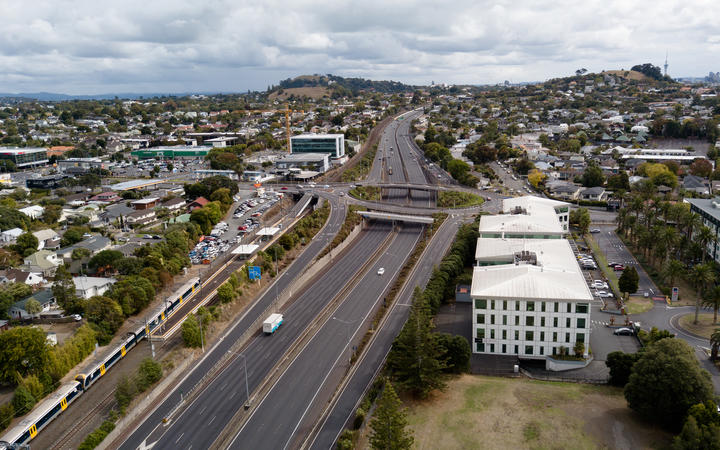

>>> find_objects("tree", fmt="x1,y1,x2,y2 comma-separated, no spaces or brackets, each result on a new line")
14,233,38,257
60,226,87,247
618,266,639,298
514,158,534,175
606,351,640,386
53,265,83,314
692,264,715,324
662,259,685,288
12,385,36,416
710,329,720,360
386,290,446,398
42,204,62,224
570,208,591,234
0,327,49,384
607,173,630,191
673,402,720,449
631,63,663,81
88,249,123,273
181,315,203,348
71,247,91,261
624,338,713,429
369,380,414,450
24,298,41,317
527,169,547,188
435,333,471,374
581,163,605,187
216,282,235,304
704,287,720,325
85,296,124,344
689,158,713,178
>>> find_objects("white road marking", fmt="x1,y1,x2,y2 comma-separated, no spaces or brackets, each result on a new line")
175,433,184,444
209,415,216,425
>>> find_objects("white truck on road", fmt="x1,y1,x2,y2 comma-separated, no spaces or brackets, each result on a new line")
263,313,284,334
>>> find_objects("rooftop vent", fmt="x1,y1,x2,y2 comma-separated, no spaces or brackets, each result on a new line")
514,250,538,266
510,206,527,215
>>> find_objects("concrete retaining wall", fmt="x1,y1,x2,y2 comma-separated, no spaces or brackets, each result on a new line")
545,355,593,372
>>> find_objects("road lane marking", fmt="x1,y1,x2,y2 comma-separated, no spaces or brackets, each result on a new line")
209,415,216,425
176,433,184,444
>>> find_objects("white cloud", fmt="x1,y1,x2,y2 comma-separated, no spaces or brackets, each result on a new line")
0,0,718,94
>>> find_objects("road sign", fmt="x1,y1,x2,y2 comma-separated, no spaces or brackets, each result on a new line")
249,266,261,280
671,286,679,302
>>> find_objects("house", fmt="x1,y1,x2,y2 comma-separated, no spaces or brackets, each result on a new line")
32,229,60,250
131,197,158,210
73,276,117,299
161,197,186,212
89,191,122,203
101,203,135,227
0,228,24,243
579,186,607,201
9,289,56,320
20,250,61,277
56,236,112,262
126,209,156,226
1,268,44,286
187,197,209,212
683,175,710,195
548,183,582,200
18,205,44,220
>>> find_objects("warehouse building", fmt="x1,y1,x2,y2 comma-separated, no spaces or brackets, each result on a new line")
290,134,345,159
131,146,211,159
471,196,592,369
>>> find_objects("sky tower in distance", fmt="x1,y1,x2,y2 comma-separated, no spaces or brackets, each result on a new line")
664,50,669,76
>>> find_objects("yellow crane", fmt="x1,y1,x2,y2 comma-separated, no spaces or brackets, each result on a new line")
238,103,304,153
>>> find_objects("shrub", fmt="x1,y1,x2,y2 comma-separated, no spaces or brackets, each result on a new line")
0,403,14,432
136,358,163,392
115,375,137,410
12,385,35,416
78,418,115,450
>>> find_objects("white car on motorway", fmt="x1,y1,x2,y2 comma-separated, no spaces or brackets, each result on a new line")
377,267,385,275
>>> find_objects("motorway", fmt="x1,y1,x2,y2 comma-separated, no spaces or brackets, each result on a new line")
116,194,349,449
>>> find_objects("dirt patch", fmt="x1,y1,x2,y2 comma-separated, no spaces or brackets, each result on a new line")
401,375,669,450
37,321,83,345
603,70,653,82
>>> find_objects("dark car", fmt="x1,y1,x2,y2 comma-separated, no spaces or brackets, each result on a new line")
614,327,634,336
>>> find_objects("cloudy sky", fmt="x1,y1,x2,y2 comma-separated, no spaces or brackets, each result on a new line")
1,0,719,94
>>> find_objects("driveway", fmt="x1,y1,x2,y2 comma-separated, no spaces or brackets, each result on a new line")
592,225,659,296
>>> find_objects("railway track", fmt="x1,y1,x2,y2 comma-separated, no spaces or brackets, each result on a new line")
49,390,115,450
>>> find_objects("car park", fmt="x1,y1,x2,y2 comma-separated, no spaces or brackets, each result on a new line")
613,327,634,336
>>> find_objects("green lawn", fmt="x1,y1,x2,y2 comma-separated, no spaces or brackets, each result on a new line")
437,191,485,208
678,313,720,339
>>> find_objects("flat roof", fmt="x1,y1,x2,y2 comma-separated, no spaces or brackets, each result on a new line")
131,197,159,204
471,239,592,301
276,153,329,162
231,244,259,255
108,179,165,191
256,227,280,236
291,134,343,139
478,214,563,235
502,195,569,212
0,147,47,155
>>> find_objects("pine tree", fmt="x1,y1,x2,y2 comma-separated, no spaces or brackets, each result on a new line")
387,288,446,398
369,380,414,450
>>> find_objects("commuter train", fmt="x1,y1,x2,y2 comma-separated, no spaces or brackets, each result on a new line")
0,277,201,449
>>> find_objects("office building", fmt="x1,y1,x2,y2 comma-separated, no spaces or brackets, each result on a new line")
0,148,48,168
290,134,345,159
274,153,330,173
686,197,720,263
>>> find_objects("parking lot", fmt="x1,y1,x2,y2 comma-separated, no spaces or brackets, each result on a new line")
592,225,659,296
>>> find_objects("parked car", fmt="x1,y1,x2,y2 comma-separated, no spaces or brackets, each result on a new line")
590,228,601,233
591,280,609,289
613,264,626,271
608,262,621,268
596,291,614,298
614,327,634,336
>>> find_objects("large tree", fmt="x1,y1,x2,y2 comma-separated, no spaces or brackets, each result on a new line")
624,338,713,429
386,289,446,398
618,266,639,298
581,163,605,187
14,233,38,257
369,380,414,450
0,327,49,385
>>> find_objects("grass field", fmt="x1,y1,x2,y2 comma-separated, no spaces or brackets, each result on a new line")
625,296,654,315
678,313,720,339
437,191,484,208
400,375,669,450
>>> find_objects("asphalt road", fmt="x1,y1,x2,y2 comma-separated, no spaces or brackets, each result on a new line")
593,225,659,296
117,194,350,450
230,225,422,449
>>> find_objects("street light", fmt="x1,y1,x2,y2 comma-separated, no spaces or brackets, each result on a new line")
332,316,358,365
228,350,250,409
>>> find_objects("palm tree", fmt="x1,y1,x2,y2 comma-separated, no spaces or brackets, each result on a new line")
711,329,720,360
682,211,702,242
662,259,685,288
695,225,717,263
691,263,715,324
659,226,680,263
704,286,720,324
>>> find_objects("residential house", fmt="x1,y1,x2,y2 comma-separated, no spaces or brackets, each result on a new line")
56,236,112,263
126,209,156,227
579,187,607,201
683,175,710,195
73,276,117,299
187,197,209,212
1,268,44,286
100,203,135,228
131,197,159,210
548,182,582,200
9,289,56,320
161,197,186,212
32,229,60,250
0,228,23,243
21,250,61,277
18,205,44,220
89,191,122,203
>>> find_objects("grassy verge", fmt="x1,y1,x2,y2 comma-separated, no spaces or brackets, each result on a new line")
397,375,670,450
341,144,378,182
316,205,366,260
625,297,654,315
437,191,484,208
349,186,381,201
585,234,620,296
678,313,719,339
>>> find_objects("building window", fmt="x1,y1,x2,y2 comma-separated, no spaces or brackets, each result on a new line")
490,300,495,310
577,333,585,343
577,318,586,329
514,330,519,340
525,331,534,341
477,314,485,324
527,301,535,311
526,316,534,326
502,344,507,353
566,318,571,327
476,342,484,352
503,300,507,310
566,333,570,343
515,301,520,311
554,302,559,312
567,303,572,313
490,344,495,353
576,303,588,314
541,302,546,312
552,347,556,355
541,317,546,327
553,317,558,327
525,346,533,355
502,330,507,339
515,316,520,326
540,331,545,341
540,346,544,355
553,332,557,342
491,315,495,325
490,329,495,339
475,299,486,309
514,345,519,354
503,315,507,325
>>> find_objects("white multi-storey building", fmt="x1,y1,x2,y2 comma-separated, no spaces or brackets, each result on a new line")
471,196,592,367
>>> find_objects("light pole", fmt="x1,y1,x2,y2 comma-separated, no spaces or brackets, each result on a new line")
228,350,250,409
332,316,358,365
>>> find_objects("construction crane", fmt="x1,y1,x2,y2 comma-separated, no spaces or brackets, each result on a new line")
238,103,304,153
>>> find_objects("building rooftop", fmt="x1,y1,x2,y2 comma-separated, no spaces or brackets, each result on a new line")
478,214,563,235
290,134,344,139
276,153,329,162
0,147,47,155
108,179,165,191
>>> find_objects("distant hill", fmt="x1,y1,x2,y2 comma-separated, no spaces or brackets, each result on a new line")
602,70,654,82
269,74,415,99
